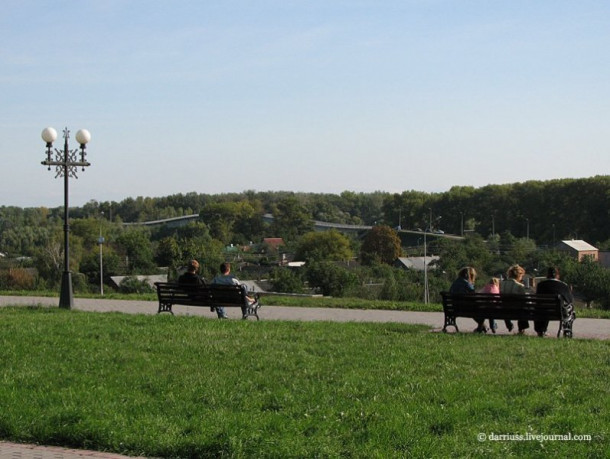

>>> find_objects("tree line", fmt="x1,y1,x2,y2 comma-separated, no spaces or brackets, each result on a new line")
0,176,609,307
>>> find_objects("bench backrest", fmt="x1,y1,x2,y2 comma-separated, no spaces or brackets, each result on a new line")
208,284,249,308
155,282,247,308
441,292,564,321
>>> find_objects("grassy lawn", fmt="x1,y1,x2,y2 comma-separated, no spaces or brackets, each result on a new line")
0,307,607,458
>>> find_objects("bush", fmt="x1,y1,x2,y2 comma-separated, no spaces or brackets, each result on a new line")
119,276,155,294
305,261,359,297
270,268,304,293
72,272,93,294
0,268,36,290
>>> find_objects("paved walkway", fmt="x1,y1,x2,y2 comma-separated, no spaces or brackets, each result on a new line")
1,295,608,340
0,294,608,458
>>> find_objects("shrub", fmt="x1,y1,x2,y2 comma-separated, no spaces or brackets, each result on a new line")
305,261,359,297
119,276,155,294
0,268,36,290
270,268,304,293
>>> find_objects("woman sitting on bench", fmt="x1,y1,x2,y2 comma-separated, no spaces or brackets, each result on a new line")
500,264,529,334
449,267,486,333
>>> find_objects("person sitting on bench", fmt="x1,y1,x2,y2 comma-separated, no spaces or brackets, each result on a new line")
212,262,254,320
535,267,573,337
179,259,227,319
178,259,206,286
500,264,529,334
449,266,486,333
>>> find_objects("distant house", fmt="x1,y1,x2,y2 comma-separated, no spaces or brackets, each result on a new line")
557,240,599,262
394,256,440,272
263,238,285,251
287,261,306,268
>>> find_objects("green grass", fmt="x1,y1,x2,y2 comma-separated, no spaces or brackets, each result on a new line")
260,294,440,312
0,307,607,457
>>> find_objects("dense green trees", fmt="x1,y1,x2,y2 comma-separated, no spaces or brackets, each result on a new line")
270,196,313,241
294,230,353,262
1,176,609,303
305,261,359,297
360,225,402,265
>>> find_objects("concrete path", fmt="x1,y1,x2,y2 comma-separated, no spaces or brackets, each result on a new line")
0,294,608,459
0,441,146,459
1,295,608,340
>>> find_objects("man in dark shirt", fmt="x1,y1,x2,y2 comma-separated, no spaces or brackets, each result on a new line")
535,267,574,337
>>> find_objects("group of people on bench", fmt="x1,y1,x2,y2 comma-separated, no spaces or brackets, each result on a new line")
449,264,573,337
178,259,254,319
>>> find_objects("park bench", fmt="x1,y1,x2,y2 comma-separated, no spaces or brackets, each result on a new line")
440,292,575,338
154,282,262,320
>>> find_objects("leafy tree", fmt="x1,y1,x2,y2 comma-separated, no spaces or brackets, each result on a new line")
360,225,402,265
294,230,353,262
270,196,313,241
71,218,104,250
199,200,265,244
32,229,67,286
79,244,123,287
116,228,155,273
382,190,429,229
565,257,610,308
270,268,304,293
155,237,181,268
508,238,537,268
176,237,225,280
305,261,359,297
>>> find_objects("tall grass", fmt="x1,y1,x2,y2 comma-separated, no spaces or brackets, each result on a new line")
0,307,607,457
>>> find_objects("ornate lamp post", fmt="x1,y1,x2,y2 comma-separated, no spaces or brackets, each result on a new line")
41,127,91,309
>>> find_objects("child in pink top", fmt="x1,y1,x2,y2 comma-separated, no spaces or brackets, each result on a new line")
479,278,500,332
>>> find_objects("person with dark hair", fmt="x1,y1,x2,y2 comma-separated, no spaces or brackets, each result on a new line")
178,259,226,318
535,267,574,337
178,259,206,286
449,267,486,333
212,262,254,319
501,264,529,334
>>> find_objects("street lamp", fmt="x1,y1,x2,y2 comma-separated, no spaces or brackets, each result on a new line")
41,127,91,309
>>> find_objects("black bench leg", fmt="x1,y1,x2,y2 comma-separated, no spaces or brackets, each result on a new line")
242,306,260,320
243,302,261,321
158,303,174,315
443,314,458,333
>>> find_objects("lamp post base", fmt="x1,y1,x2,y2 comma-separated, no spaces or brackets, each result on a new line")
59,271,74,309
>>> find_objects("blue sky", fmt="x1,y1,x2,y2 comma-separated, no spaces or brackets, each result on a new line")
1,0,609,208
